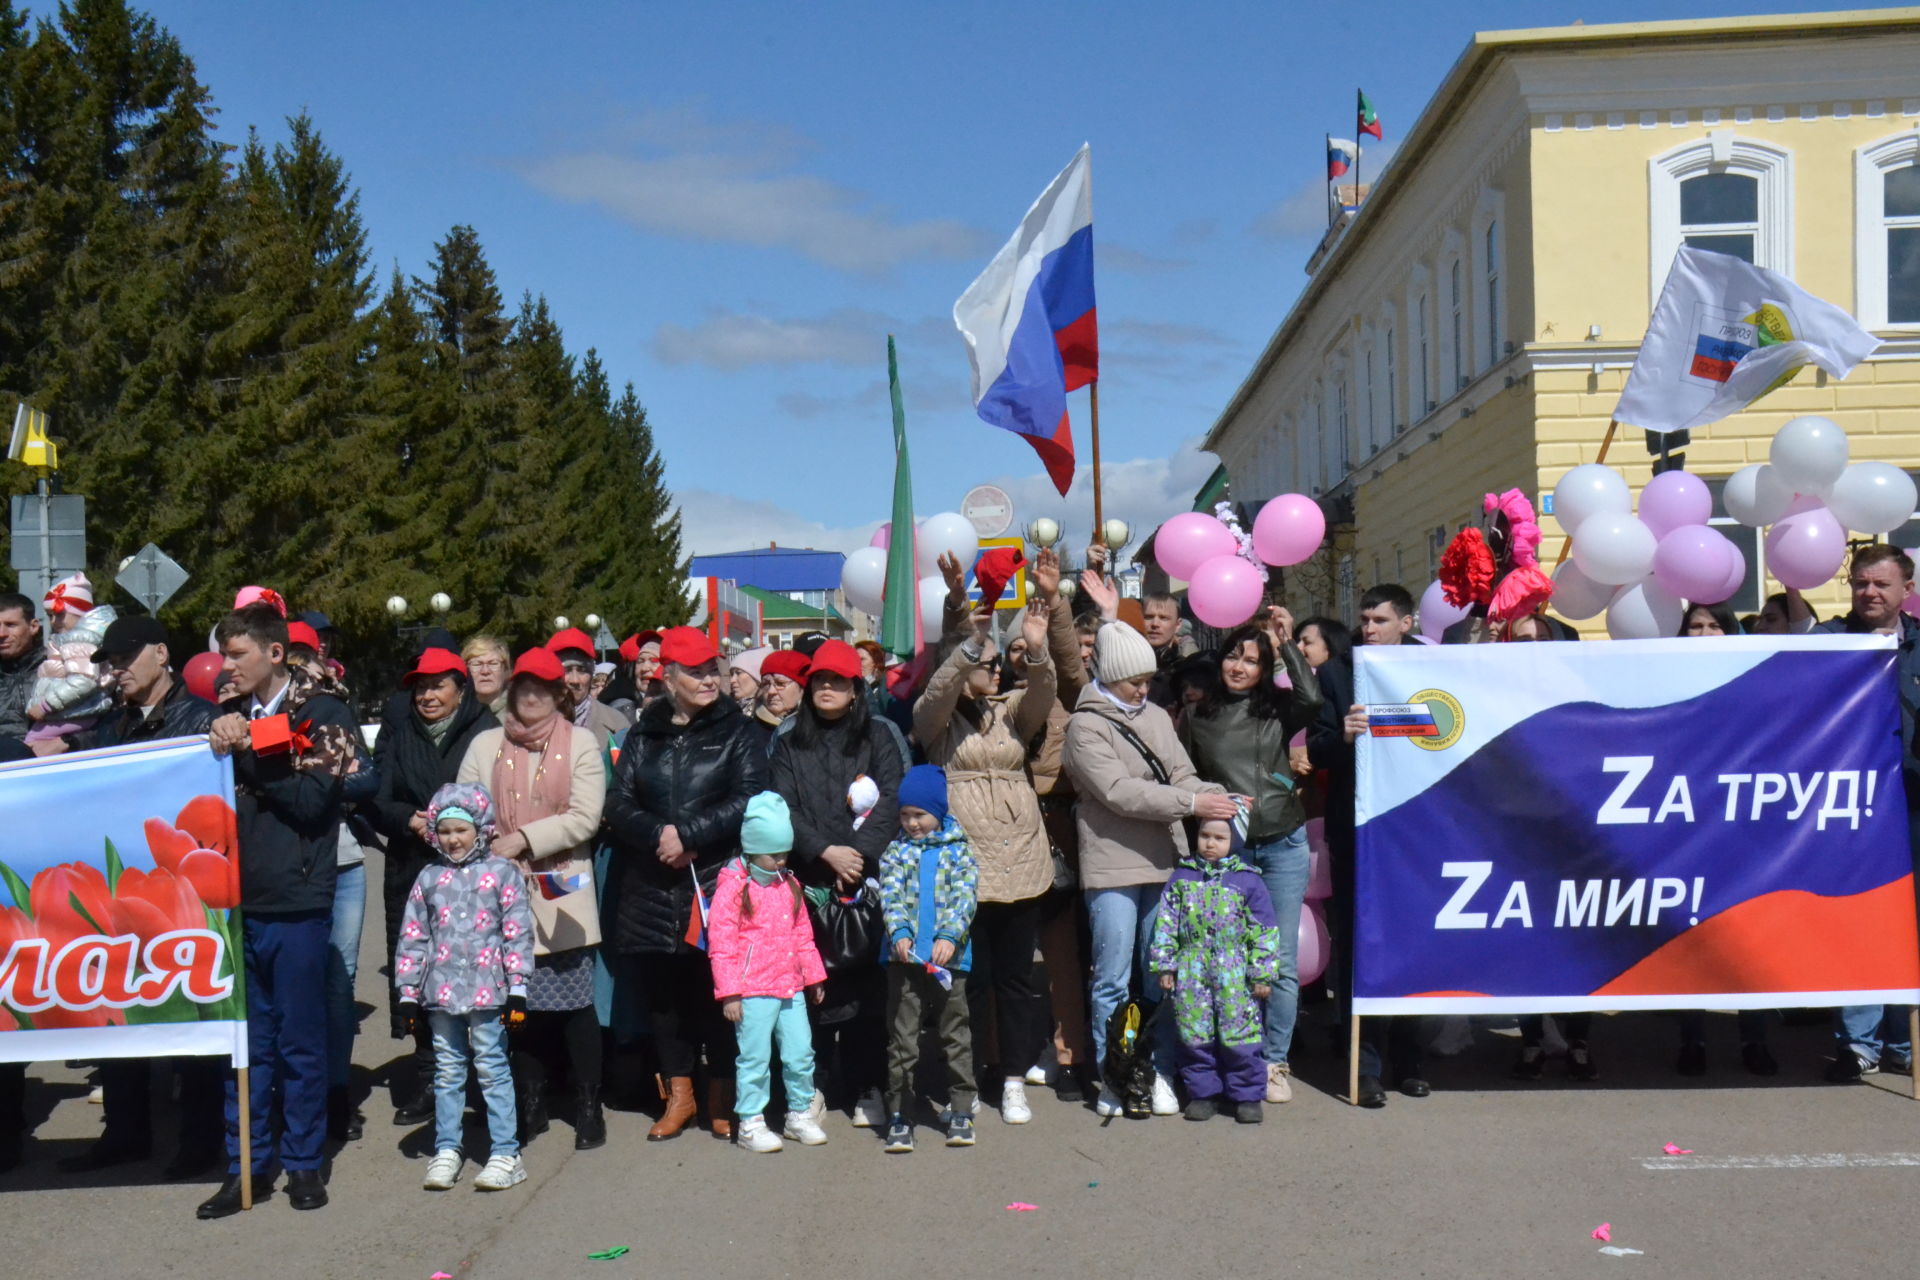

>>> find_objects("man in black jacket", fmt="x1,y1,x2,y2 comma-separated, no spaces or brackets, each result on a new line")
53,616,226,1177
196,603,357,1220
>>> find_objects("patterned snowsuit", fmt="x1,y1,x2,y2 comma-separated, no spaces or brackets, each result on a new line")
1146,854,1281,1103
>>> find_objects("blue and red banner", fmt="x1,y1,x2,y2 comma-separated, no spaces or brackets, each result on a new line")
0,738,247,1064
1353,636,1920,1013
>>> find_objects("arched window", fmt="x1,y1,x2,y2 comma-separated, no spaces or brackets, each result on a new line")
1649,132,1792,302
1856,132,1920,329
1680,173,1759,261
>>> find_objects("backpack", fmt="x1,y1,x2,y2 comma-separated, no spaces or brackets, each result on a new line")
1101,997,1167,1119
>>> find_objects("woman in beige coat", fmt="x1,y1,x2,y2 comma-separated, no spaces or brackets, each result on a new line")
914,598,1054,1125
458,647,609,1149
1063,621,1242,1119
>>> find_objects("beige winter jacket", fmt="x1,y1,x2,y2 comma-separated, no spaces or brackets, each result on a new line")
914,637,1056,904
1061,683,1224,890
1024,597,1091,799
458,725,607,955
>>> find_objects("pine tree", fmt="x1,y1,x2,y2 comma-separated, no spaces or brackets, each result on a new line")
607,380,690,629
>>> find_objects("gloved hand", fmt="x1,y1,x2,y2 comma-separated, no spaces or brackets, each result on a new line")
502,994,528,1027
395,1001,419,1038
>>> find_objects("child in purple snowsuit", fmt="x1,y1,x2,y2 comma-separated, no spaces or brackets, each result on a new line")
1147,816,1281,1123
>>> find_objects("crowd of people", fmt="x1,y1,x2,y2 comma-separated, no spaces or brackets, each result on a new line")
0,534,1914,1214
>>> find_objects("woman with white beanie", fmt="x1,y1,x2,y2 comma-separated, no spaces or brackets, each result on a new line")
1062,620,1243,1119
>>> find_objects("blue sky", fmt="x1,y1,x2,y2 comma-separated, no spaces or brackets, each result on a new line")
145,0,1853,559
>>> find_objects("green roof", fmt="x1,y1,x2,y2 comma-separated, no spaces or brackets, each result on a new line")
738,583,850,626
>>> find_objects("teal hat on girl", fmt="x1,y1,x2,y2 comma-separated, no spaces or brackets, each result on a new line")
741,791,794,855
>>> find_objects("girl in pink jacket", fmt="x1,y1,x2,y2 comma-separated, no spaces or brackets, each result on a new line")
709,792,829,1153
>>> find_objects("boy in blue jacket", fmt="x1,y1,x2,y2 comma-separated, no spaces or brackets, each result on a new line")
878,765,977,1152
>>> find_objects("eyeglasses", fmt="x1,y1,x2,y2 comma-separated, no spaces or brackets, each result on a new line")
468,659,507,672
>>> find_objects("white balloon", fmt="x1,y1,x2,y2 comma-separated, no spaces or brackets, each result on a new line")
1721,462,1796,527
916,512,979,578
1606,574,1685,640
1571,512,1658,586
1552,464,1633,536
1550,559,1614,621
840,546,888,616
1826,461,1919,535
918,574,948,638
1769,415,1850,495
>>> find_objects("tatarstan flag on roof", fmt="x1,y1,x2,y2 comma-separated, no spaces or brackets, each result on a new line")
1358,89,1382,140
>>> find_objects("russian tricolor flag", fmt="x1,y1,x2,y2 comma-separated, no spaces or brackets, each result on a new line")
954,144,1097,497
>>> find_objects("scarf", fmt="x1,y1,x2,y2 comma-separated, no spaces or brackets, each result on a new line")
1093,679,1148,719
492,709,575,838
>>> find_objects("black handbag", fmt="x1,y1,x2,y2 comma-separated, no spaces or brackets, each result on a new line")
809,879,885,972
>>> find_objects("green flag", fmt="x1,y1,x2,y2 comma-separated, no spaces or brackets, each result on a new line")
880,336,919,656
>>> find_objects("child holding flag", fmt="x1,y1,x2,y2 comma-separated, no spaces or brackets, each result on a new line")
878,766,979,1153
708,792,831,1154
394,782,536,1191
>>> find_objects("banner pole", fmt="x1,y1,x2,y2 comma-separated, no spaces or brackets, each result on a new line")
237,1066,252,1209
1910,1010,1919,1102
1348,1015,1362,1105
1550,417,1622,571
1089,380,1104,544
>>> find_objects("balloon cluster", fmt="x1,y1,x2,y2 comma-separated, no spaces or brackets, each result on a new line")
1155,494,1326,628
839,512,980,635
1720,416,1915,589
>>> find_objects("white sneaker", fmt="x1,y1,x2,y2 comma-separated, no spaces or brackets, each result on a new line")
1024,1064,1050,1086
806,1089,827,1124
782,1110,828,1146
1266,1063,1294,1104
851,1088,886,1129
1000,1078,1032,1124
738,1115,784,1153
1150,1074,1179,1116
1094,1087,1125,1118
423,1148,462,1191
473,1152,525,1191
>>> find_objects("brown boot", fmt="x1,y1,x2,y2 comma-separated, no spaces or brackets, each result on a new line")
647,1076,697,1142
707,1077,735,1141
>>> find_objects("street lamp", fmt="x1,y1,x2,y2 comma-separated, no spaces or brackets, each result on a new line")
584,613,601,630
553,615,570,631
1102,519,1131,551
430,592,452,614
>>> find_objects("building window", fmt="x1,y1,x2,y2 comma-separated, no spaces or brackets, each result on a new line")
1649,132,1791,303
1449,260,1464,391
1335,377,1351,476
1314,394,1329,492
1384,326,1397,432
1856,133,1920,329
1484,220,1500,364
1415,296,1430,412
1364,348,1380,453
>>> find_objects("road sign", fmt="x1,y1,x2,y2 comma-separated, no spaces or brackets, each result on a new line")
9,493,85,571
961,485,1014,539
593,621,617,653
116,543,189,614
964,536,1029,610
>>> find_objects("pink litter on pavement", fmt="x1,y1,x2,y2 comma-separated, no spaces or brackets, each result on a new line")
1663,1143,1693,1155
1591,1223,1612,1242
1006,1202,1038,1212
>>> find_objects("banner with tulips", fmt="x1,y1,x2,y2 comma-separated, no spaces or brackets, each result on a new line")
0,738,246,1065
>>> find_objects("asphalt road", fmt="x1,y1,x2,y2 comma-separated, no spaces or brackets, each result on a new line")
4,870,1917,1280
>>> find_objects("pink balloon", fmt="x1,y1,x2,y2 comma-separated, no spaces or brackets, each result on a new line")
870,523,891,549
1765,502,1847,590
1187,554,1264,627
1304,818,1332,902
1696,531,1747,605
1652,524,1733,602
1252,493,1327,567
1155,512,1238,581
1297,902,1331,986
1638,470,1712,540
1419,579,1470,640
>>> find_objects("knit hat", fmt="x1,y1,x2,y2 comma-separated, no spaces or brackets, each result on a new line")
730,646,771,685
741,791,794,856
897,764,949,824
44,573,94,615
1093,622,1158,684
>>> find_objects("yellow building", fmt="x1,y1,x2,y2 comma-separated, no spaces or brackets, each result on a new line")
1204,8,1920,627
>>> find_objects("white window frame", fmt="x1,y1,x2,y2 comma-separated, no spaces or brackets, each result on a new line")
1472,190,1506,372
1855,129,1920,331
1649,131,1793,304
1407,276,1432,420
1447,258,1465,393
1384,322,1398,434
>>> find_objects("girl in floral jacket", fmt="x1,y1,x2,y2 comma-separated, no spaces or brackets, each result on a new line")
395,782,536,1192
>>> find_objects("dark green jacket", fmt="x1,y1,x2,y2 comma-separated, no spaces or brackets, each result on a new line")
1180,639,1324,844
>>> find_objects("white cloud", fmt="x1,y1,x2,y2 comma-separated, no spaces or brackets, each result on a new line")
674,488,883,559
1250,138,1400,243
655,308,962,371
519,107,991,275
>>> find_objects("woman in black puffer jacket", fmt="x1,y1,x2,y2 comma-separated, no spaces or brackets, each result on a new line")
366,648,497,1121
770,639,903,1129
604,628,766,1142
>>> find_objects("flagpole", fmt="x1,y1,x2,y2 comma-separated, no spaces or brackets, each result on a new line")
1551,417,1622,571
1325,133,1334,229
1090,380,1104,543
1354,93,1362,215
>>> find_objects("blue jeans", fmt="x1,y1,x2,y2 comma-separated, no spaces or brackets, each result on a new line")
1838,1005,1914,1066
735,995,816,1119
326,861,366,1089
1086,882,1176,1078
1244,828,1309,1067
225,912,331,1173
428,1009,518,1159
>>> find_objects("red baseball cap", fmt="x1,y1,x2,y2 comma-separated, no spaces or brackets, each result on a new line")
657,626,717,669
546,627,596,661
806,638,862,681
403,647,467,685
286,621,322,651
761,650,810,684
513,648,566,683
619,629,663,664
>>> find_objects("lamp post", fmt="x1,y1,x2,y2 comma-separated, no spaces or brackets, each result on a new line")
389,591,452,642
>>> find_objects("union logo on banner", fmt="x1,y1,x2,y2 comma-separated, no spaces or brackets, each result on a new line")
1685,300,1797,389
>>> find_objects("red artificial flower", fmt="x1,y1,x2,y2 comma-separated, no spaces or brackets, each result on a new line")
1439,528,1496,608
144,795,240,910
